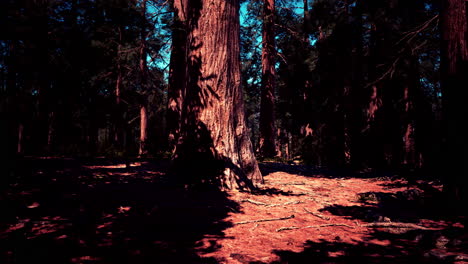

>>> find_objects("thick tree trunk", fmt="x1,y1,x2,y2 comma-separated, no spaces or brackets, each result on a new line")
259,0,277,158
167,0,189,152
174,0,263,190
440,0,468,204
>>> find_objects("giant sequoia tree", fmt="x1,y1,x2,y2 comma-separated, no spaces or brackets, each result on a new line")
440,0,468,203
172,0,263,189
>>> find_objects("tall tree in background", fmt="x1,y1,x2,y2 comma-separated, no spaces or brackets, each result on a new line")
440,0,468,203
259,0,277,158
167,0,189,152
173,0,263,189
138,0,149,156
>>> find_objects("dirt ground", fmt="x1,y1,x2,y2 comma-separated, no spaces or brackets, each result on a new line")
1,158,467,263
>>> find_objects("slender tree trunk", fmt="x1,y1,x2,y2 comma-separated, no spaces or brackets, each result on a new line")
440,0,468,204
174,0,263,190
349,0,364,169
17,123,23,154
259,0,277,158
114,26,123,147
303,0,309,43
167,0,189,152
139,105,147,156
139,0,148,157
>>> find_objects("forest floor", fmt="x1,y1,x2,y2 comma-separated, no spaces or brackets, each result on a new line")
1,158,467,263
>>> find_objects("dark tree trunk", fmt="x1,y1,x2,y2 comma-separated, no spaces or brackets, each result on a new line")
139,0,148,157
114,26,124,149
167,0,189,152
173,0,263,190
440,0,468,204
259,0,277,158
349,0,365,170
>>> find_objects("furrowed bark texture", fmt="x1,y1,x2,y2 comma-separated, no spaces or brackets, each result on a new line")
174,0,263,190
259,0,277,158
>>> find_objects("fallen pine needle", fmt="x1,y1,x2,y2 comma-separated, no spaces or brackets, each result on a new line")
235,215,295,225
276,223,355,232
304,207,330,220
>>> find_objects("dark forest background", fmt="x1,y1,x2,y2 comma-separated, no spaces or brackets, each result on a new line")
0,0,466,195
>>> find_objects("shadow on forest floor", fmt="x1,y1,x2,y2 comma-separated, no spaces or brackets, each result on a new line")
1,158,467,263
0,157,238,263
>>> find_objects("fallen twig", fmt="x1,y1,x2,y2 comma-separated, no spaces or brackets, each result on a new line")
304,208,330,220
267,201,303,207
276,223,355,232
361,222,437,230
240,199,304,207
235,215,295,225
241,199,268,206
280,182,306,186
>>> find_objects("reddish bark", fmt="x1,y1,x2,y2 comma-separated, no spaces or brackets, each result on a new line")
174,0,263,190
259,0,277,158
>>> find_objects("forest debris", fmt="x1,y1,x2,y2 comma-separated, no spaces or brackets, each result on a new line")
250,224,259,231
304,207,330,220
267,201,303,207
241,199,268,206
361,222,438,230
276,224,355,232
279,182,306,185
240,199,304,207
235,215,295,225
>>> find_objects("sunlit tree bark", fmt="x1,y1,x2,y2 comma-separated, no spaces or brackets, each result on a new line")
174,0,263,190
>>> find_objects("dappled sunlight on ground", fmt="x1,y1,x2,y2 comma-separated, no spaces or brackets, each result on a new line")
1,158,467,263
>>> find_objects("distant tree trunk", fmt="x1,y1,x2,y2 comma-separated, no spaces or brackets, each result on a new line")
259,0,277,158
139,0,148,157
167,0,189,152
303,0,309,43
139,105,148,156
440,0,468,203
17,123,23,154
174,0,263,190
349,0,364,169
114,26,123,148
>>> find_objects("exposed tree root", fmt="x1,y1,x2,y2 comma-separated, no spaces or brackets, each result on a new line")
235,215,295,225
